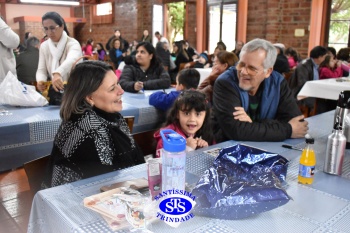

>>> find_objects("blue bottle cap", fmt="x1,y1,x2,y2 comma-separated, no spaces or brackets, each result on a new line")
160,129,186,152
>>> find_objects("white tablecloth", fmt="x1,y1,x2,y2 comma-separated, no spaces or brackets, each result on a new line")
195,68,212,85
297,78,350,100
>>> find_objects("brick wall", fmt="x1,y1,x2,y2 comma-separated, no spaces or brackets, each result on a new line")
74,0,161,49
247,0,312,58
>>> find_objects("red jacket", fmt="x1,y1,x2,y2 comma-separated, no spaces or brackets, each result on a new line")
319,66,343,79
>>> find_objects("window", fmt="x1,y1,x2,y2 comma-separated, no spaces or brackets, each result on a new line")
328,0,350,51
91,2,113,24
207,0,237,53
96,2,112,16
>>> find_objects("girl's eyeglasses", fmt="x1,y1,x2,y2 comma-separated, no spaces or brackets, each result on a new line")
42,25,59,33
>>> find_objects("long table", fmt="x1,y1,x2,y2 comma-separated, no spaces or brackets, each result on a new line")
297,77,350,100
27,110,350,232
0,89,172,172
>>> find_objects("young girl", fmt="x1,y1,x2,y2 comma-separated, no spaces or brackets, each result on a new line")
154,90,214,157
319,55,343,79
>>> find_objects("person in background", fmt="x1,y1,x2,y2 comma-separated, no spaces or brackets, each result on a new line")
336,47,350,76
155,41,171,71
182,40,197,61
154,31,169,45
96,43,106,61
285,47,300,69
319,55,343,79
209,45,226,67
212,38,308,142
42,61,145,188
129,39,139,56
16,36,40,85
326,47,337,60
233,40,244,58
149,68,200,111
109,38,126,70
193,53,209,68
83,38,93,56
273,44,290,75
141,29,152,43
154,90,214,157
198,51,238,103
289,46,328,99
36,12,82,93
170,40,190,82
119,42,171,92
0,16,20,83
106,29,129,52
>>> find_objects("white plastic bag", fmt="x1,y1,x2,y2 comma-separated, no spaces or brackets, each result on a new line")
0,71,48,106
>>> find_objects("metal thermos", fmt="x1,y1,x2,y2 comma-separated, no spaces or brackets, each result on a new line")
333,90,350,148
324,121,346,175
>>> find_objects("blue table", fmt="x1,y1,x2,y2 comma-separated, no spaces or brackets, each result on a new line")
0,89,172,172
27,110,350,233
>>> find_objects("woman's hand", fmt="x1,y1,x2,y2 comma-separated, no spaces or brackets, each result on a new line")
52,73,64,92
134,81,144,91
233,107,252,123
37,81,48,92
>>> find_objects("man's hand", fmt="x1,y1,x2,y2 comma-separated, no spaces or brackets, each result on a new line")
52,73,64,92
289,115,309,138
233,107,252,123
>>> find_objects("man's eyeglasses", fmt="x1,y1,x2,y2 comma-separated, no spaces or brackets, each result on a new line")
42,25,59,33
236,62,263,76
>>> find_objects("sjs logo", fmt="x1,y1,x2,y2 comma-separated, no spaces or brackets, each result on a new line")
159,197,192,215
155,190,196,225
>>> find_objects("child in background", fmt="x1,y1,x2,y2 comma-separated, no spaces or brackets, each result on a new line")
194,52,209,68
319,55,343,79
149,68,200,111
154,90,214,157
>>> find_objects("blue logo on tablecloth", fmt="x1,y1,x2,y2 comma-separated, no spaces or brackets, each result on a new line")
154,189,195,223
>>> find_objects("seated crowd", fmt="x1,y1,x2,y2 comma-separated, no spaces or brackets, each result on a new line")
2,10,349,189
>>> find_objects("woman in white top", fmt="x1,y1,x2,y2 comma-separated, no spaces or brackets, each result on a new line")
36,12,82,92
0,16,20,84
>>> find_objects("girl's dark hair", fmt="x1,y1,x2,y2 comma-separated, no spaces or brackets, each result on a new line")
174,41,189,60
285,47,300,63
319,55,332,69
336,47,350,61
97,43,105,51
177,68,200,89
87,38,93,45
60,61,114,121
42,11,69,36
112,38,124,51
136,41,162,70
164,90,214,144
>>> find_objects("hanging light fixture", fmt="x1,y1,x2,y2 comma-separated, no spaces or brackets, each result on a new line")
19,0,80,6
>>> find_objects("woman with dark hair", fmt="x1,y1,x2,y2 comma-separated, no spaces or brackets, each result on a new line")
42,60,145,188
106,29,129,51
285,47,301,69
36,11,82,94
172,40,190,73
109,38,126,69
198,51,238,103
119,42,171,92
96,42,106,61
336,47,350,76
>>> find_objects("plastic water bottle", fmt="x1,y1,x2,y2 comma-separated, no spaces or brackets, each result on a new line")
160,129,186,192
298,136,316,184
